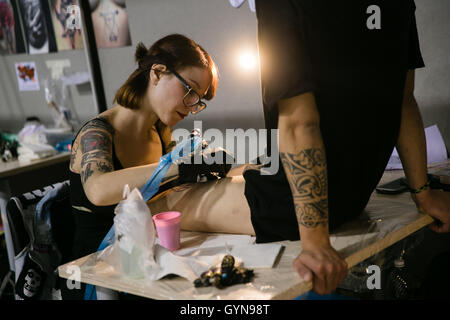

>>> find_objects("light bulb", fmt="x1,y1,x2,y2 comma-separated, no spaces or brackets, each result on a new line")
239,52,257,70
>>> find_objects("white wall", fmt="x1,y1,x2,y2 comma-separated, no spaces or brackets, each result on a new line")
415,0,450,150
97,0,264,133
0,48,98,131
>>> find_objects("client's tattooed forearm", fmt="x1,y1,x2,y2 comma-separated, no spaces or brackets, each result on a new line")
280,148,329,228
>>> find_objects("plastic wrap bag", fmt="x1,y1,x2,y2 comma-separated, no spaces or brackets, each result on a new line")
99,185,156,278
17,118,57,162
96,185,239,283
95,131,205,281
18,118,48,145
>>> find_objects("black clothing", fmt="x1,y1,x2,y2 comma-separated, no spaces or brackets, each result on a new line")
245,0,425,243
69,118,122,260
64,117,170,300
69,118,172,259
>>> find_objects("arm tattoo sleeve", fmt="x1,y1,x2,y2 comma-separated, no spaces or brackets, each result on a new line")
81,150,113,167
80,163,94,184
80,118,115,135
79,124,114,184
96,161,113,173
81,131,112,154
70,141,79,171
280,148,329,228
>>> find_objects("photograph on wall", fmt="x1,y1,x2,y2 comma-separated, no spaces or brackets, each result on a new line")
0,0,27,54
15,61,40,91
18,0,57,54
50,0,84,51
89,0,131,48
0,22,6,54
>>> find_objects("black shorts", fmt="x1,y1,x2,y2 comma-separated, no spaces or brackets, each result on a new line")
243,160,368,243
244,163,299,243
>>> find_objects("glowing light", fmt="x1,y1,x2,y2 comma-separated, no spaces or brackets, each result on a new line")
239,51,257,70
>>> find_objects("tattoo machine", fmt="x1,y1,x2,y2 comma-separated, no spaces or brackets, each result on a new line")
193,254,255,289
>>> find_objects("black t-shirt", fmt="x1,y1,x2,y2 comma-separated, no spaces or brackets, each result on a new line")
245,0,425,242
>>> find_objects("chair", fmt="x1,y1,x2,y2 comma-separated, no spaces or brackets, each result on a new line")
2,180,119,300
2,181,75,300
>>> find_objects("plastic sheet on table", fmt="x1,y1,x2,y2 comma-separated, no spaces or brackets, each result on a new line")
63,184,430,300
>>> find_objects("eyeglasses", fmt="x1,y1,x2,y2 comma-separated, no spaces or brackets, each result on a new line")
169,68,207,114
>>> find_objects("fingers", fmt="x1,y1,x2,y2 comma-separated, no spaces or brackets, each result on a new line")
294,254,328,294
337,259,349,286
294,249,348,295
429,221,450,233
334,251,349,284
293,259,312,282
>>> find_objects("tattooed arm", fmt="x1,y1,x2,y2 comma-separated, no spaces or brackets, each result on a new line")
91,0,131,48
278,92,347,295
72,119,178,206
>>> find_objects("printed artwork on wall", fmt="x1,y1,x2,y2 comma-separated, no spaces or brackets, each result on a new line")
0,27,3,53
50,0,84,51
0,0,27,54
15,61,40,91
89,0,131,48
18,0,57,54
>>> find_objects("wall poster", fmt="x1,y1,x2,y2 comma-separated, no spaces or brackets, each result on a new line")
15,61,40,91
89,0,131,48
50,0,84,51
17,0,57,54
0,0,27,54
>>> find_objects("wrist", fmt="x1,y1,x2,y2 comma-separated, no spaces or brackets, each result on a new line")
411,188,432,207
408,180,430,194
299,225,331,248
408,179,432,206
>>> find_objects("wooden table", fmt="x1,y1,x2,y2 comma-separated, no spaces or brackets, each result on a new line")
0,152,71,179
58,161,450,300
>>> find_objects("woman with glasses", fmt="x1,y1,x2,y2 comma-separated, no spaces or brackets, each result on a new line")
67,34,254,298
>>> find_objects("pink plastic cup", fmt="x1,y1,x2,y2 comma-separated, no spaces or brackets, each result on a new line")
152,211,181,251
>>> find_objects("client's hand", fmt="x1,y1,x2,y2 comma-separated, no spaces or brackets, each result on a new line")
413,189,450,233
293,241,348,295
178,147,234,183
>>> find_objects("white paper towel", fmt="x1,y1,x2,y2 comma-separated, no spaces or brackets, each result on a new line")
102,234,283,282
143,235,283,282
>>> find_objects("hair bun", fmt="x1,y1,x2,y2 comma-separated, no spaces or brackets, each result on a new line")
135,42,148,62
